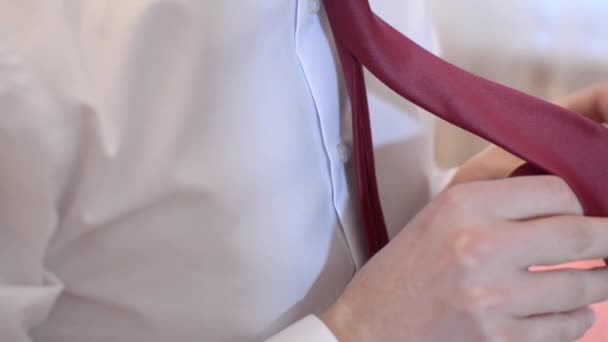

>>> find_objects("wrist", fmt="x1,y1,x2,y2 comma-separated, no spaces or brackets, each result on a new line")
321,300,367,342
320,305,350,341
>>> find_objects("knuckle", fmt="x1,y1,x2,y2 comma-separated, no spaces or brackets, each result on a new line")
560,220,595,256
449,229,494,270
486,331,510,342
459,286,505,322
541,176,569,192
541,176,582,213
492,327,525,342
433,184,475,218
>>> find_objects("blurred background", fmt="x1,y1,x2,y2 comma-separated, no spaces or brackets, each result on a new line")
429,0,608,167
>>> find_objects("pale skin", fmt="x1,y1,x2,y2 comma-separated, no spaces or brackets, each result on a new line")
321,83,608,342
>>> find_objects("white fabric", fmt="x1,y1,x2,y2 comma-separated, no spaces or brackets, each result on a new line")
266,315,337,342
0,1,446,341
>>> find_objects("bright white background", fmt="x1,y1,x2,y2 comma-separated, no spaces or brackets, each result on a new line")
430,0,608,166
429,5,608,339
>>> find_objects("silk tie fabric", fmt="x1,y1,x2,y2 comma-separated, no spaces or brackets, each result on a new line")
324,0,608,259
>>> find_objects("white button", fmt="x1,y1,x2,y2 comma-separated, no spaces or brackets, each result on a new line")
308,0,321,14
337,143,351,163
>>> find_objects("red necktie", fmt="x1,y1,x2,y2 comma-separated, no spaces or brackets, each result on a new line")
325,0,608,259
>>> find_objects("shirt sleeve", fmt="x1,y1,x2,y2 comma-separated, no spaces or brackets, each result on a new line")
266,315,338,342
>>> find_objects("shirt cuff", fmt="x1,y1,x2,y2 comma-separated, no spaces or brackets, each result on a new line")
266,315,338,342
431,166,458,196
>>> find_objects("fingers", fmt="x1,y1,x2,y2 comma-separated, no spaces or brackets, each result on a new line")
447,145,524,185
439,176,582,224
482,176,582,219
505,307,595,342
554,82,608,123
501,216,608,267
505,268,608,317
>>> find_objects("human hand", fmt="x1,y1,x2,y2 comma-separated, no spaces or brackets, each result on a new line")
323,176,608,341
449,83,608,186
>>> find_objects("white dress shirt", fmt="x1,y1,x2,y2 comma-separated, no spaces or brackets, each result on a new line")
0,1,449,341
